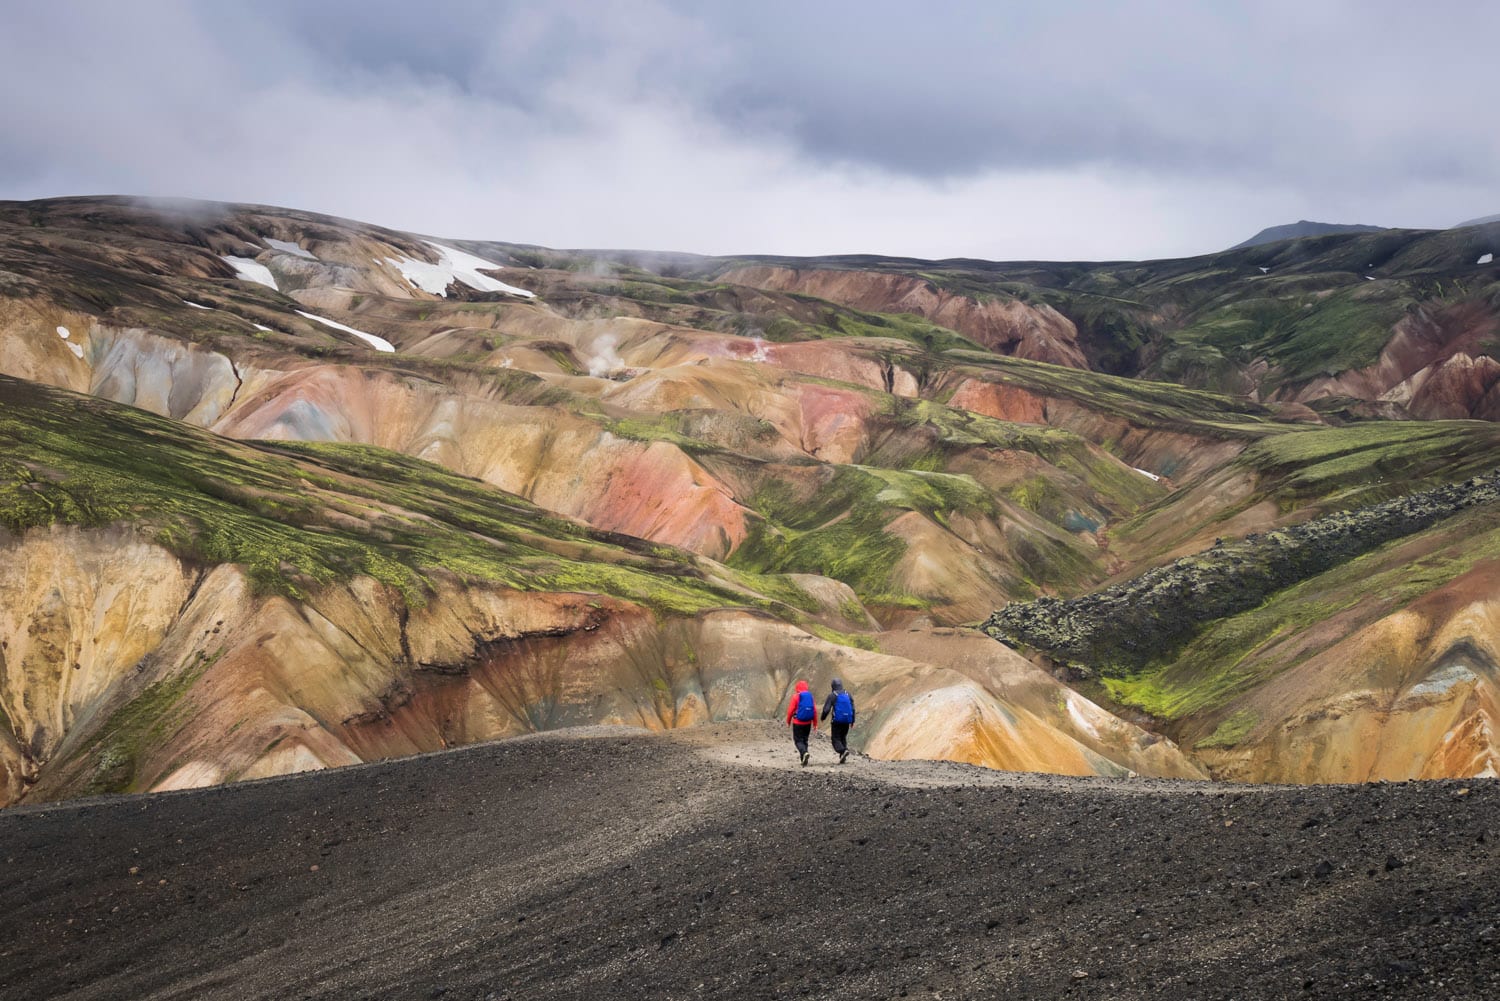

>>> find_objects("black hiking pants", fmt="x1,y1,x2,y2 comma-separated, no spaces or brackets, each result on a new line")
830,721,851,757
791,723,812,758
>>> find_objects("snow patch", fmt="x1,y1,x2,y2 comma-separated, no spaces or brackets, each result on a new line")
295,310,395,352
1132,467,1161,482
55,325,83,358
265,238,316,260
1365,276,1376,281
253,323,271,331
385,242,534,299
1479,253,1494,265
1258,266,1270,273
183,300,212,310
221,255,279,290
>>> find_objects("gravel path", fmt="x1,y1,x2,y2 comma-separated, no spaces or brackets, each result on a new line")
1,721,1497,1000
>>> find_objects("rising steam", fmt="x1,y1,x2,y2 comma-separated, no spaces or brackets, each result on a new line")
586,333,625,377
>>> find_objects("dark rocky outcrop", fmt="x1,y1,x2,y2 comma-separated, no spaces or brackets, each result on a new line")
984,469,1500,674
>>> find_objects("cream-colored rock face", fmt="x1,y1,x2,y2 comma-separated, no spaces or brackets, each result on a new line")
0,528,197,801
0,318,254,432
0,530,195,744
1198,583,1500,784
871,629,1207,779
867,680,1128,775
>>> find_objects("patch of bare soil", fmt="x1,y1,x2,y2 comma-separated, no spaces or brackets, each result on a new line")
1,722,1497,1000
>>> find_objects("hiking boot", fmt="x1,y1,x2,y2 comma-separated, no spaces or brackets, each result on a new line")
800,751,810,766
839,750,849,764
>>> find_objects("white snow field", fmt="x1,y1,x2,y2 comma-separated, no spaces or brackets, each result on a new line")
222,255,279,290
265,238,317,260
295,310,395,352
1479,253,1494,265
386,242,534,299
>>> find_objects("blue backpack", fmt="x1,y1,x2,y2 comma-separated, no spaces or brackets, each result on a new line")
794,690,815,722
832,691,854,723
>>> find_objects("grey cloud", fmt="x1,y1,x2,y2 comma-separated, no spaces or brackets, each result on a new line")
694,1,1500,189
218,0,1500,197
0,0,1494,260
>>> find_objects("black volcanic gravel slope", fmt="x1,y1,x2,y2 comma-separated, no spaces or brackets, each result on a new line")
1,723,1497,1001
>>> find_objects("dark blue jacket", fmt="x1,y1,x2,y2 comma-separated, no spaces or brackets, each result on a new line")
820,679,855,724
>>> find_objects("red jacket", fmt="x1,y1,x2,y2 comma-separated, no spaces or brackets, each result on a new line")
785,680,817,729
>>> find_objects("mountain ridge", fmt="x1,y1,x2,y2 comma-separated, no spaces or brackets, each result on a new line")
1229,218,1391,249
3,193,1500,802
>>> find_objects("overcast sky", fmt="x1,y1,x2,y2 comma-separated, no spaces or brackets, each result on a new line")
2,1,1495,260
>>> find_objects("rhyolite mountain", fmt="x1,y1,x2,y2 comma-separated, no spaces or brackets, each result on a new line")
2,194,1500,805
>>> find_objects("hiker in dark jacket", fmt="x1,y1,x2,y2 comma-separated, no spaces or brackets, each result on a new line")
820,678,856,764
785,679,817,766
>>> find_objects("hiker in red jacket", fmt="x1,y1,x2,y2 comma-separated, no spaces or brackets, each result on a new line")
785,679,818,766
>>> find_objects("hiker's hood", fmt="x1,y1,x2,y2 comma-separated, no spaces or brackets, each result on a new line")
794,680,810,693
830,678,844,692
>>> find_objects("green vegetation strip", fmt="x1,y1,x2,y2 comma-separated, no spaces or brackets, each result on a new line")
728,467,915,600
1104,501,1500,725
0,375,770,614
1238,421,1500,504
943,350,1281,437
81,649,219,796
985,466,1500,676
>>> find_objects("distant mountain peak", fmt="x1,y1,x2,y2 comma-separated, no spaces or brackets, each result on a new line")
1230,220,1388,250
1452,213,1500,229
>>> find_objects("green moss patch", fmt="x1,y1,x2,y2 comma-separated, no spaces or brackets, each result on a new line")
944,351,1281,440
1195,711,1259,750
0,376,772,617
806,624,879,651
1236,421,1500,506
80,649,219,795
